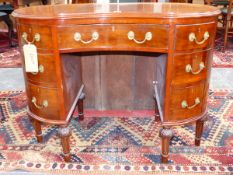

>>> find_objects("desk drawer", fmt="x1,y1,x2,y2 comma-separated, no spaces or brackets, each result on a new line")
168,83,206,122
18,24,53,50
172,51,211,86
58,24,169,51
25,54,57,87
26,83,60,121
175,22,216,51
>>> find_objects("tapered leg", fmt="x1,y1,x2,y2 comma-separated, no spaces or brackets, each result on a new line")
160,127,173,163
195,116,207,146
58,126,71,162
30,118,43,143
77,92,85,121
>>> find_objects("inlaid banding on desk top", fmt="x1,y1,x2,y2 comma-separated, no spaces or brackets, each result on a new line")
12,3,220,20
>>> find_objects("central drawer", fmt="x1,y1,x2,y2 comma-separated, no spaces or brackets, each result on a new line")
57,24,169,51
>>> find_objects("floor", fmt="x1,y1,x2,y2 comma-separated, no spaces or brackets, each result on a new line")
0,67,232,175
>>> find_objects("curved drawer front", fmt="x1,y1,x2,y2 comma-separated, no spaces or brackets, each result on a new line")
25,54,57,86
168,82,206,122
172,51,211,86
175,22,216,51
26,83,60,121
18,24,53,50
58,24,169,51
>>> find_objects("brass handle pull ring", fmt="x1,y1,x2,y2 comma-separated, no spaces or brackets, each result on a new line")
74,31,99,44
181,97,200,109
31,65,44,75
22,32,40,44
189,31,209,45
32,97,48,109
185,62,205,75
128,31,152,44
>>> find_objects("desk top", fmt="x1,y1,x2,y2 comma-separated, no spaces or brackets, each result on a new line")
12,3,220,20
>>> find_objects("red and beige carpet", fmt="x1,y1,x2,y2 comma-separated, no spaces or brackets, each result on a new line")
0,90,232,174
0,31,233,68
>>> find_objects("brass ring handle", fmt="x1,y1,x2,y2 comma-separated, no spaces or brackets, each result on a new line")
189,31,209,45
22,32,40,44
128,31,152,44
74,31,99,44
31,65,44,75
181,97,200,109
31,97,48,109
185,62,205,75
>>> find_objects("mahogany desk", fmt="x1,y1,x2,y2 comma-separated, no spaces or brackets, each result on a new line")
12,3,220,163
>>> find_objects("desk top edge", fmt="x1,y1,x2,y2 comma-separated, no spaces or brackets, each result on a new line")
12,3,220,20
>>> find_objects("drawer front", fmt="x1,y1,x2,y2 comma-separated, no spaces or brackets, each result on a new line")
172,51,211,86
175,22,216,51
168,83,206,122
26,83,60,121
58,24,169,50
25,54,57,86
18,24,53,50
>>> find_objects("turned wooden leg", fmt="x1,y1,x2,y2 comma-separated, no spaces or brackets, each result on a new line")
30,118,43,143
160,127,173,163
77,92,85,121
58,126,71,162
195,116,207,146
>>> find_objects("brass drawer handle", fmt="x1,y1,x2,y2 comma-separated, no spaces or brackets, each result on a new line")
128,31,152,44
22,32,40,44
181,97,200,109
185,62,205,75
74,31,99,44
32,97,48,109
189,31,209,45
31,65,44,75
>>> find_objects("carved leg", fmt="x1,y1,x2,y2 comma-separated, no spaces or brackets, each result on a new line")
160,127,173,163
195,116,207,146
30,118,43,143
77,92,85,121
58,126,71,162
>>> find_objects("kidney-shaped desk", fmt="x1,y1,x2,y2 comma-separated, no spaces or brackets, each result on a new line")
12,3,220,163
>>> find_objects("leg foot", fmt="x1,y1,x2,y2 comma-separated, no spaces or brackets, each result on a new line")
78,92,85,121
30,118,43,143
160,127,173,163
58,126,71,162
195,116,207,146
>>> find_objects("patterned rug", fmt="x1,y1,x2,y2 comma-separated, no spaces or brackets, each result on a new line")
0,32,21,68
213,31,233,68
0,90,232,174
0,31,233,68
0,32,12,53
0,47,22,68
